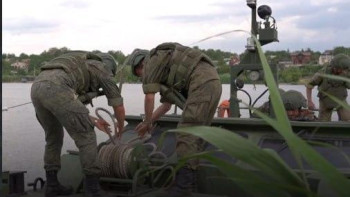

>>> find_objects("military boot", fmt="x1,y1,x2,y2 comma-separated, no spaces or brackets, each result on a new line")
84,175,115,197
45,170,73,197
167,167,196,197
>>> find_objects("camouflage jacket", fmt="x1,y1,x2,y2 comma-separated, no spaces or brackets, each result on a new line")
35,52,123,106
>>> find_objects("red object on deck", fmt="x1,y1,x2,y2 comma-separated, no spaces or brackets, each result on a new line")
217,100,230,117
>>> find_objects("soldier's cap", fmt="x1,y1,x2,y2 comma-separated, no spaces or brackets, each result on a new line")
331,53,350,69
96,53,118,76
127,49,149,76
278,88,285,95
281,90,307,110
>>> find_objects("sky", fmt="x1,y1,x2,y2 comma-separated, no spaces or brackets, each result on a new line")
2,0,350,56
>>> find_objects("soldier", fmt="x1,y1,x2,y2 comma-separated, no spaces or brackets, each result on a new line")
251,89,316,121
306,53,350,121
282,90,316,121
254,88,286,116
31,51,125,197
128,42,222,197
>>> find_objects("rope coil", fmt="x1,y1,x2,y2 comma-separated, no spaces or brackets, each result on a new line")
95,107,169,179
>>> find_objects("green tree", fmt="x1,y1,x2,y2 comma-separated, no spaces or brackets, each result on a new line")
279,67,302,83
108,50,126,65
6,53,16,58
19,53,29,60
2,59,12,75
333,46,350,56
265,50,291,64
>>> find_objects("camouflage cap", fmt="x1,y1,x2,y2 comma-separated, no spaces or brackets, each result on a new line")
330,53,350,69
127,49,149,76
281,90,307,110
278,88,285,95
96,53,118,76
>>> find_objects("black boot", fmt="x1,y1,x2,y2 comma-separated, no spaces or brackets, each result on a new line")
167,167,195,197
45,170,73,197
85,175,114,197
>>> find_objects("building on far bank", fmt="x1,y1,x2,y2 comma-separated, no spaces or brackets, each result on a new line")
290,51,312,65
318,50,333,65
11,59,30,70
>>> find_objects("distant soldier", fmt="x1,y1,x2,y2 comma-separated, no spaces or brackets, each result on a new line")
255,88,286,115
31,51,125,197
252,89,316,121
128,42,222,197
306,53,350,121
282,90,316,121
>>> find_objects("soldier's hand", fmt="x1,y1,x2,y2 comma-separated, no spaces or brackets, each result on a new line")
115,122,124,140
135,121,153,138
308,101,316,110
94,119,111,134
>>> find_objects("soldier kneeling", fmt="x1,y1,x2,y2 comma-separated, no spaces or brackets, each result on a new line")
282,90,317,121
252,90,317,121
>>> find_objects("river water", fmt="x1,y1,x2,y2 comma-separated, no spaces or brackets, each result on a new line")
2,83,348,187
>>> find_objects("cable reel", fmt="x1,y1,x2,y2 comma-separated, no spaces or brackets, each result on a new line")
95,108,170,180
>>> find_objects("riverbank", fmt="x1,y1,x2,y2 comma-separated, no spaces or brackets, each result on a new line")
2,75,36,83
1,76,311,85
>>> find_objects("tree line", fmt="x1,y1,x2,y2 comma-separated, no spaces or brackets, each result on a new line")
2,46,350,83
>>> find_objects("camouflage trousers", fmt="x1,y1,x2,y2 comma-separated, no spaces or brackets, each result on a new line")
177,79,222,169
31,81,101,176
319,99,350,121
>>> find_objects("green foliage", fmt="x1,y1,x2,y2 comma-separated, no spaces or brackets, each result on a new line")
265,50,291,64
2,59,12,75
2,46,350,83
160,36,350,197
219,73,230,84
333,46,350,56
200,48,233,61
107,50,126,65
2,75,22,82
311,52,321,63
164,126,309,197
279,65,322,83
199,48,236,75
279,67,302,83
217,64,230,74
19,53,29,59
16,69,27,76
253,36,350,196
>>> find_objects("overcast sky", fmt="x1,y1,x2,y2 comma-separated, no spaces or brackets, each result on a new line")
3,0,350,56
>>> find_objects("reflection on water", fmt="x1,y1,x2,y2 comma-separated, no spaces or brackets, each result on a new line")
2,83,348,187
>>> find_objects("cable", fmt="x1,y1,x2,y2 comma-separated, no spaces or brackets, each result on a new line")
252,88,269,108
238,89,252,117
95,107,117,145
2,102,32,111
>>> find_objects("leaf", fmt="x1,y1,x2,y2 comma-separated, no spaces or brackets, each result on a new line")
252,34,350,196
319,74,350,84
321,91,350,110
167,127,304,188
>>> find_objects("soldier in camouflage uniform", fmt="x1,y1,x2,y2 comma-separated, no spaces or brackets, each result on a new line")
251,89,316,121
128,42,222,197
306,53,350,121
31,51,125,197
282,90,316,121
254,88,286,115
